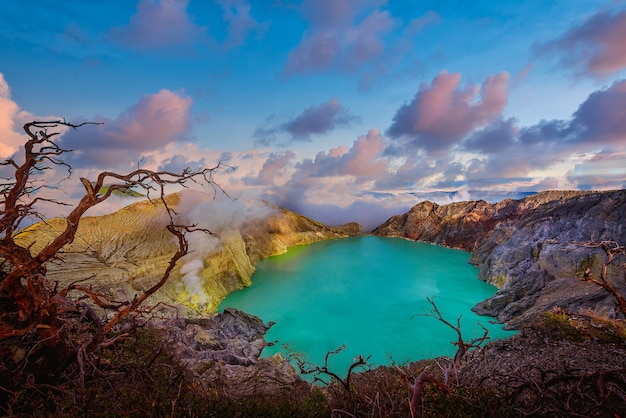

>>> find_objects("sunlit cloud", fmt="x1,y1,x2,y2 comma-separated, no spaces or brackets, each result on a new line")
386,71,509,155
61,89,193,169
254,98,359,145
284,0,394,75
405,11,441,35
0,73,60,159
568,152,626,190
109,0,208,50
217,0,267,49
243,150,296,186
0,73,26,158
537,7,626,78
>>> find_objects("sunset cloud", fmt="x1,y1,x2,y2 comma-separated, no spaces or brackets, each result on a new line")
217,0,267,49
463,117,518,155
254,98,358,145
109,0,207,50
284,0,394,75
4,1,626,233
0,73,58,159
244,150,295,186
158,153,207,173
537,8,626,77
61,89,193,168
286,129,387,181
570,79,626,145
0,74,25,158
568,152,626,189
386,71,509,154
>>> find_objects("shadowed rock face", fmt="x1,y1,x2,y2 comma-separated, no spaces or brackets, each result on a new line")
373,190,626,328
16,193,362,316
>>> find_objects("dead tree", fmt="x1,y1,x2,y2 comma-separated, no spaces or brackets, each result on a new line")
422,297,490,368
577,240,626,315
398,297,490,417
292,344,371,392
0,120,223,388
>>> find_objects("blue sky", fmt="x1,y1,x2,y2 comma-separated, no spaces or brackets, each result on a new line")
1,0,626,229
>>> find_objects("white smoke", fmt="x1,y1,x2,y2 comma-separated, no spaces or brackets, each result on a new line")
178,259,211,306
173,189,277,308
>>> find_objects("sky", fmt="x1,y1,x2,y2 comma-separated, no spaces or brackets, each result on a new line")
1,0,626,231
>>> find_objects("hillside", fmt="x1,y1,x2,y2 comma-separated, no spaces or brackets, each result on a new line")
15,191,362,315
6,190,626,416
373,189,626,327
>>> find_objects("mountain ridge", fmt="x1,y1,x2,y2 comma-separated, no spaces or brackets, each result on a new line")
16,192,362,315
373,189,626,327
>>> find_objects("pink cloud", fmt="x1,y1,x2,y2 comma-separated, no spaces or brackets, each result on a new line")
538,8,626,77
406,11,441,35
512,63,534,87
0,73,59,159
254,98,358,144
285,0,394,75
572,79,626,145
285,128,388,183
342,129,387,177
61,89,193,168
283,98,358,139
386,71,509,153
111,89,192,148
245,150,296,186
0,74,23,158
109,0,207,50
217,0,267,49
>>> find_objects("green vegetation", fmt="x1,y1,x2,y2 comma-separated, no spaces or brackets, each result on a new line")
90,181,144,197
535,307,626,344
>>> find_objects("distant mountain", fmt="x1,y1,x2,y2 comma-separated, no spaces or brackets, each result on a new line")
373,189,626,327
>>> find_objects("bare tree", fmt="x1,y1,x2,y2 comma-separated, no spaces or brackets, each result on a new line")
291,344,371,392
397,297,490,417
0,120,223,388
577,240,626,315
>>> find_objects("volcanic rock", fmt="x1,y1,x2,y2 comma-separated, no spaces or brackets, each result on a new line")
373,190,626,327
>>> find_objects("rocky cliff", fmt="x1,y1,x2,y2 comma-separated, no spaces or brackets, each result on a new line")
373,190,626,327
16,192,362,315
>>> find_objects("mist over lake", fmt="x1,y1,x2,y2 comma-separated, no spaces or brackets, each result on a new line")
220,236,514,376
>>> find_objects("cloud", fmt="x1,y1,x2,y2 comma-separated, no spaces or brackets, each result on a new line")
254,98,358,145
335,129,387,177
0,74,26,158
284,0,394,75
461,78,626,186
386,71,509,154
252,129,401,230
405,11,441,35
464,117,519,154
0,73,60,159
514,79,626,150
537,8,626,77
292,129,387,179
61,89,193,169
217,0,267,49
243,150,296,186
570,79,626,145
109,0,208,50
568,152,626,190
158,154,207,173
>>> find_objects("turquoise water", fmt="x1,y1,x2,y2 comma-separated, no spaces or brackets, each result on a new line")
219,236,513,376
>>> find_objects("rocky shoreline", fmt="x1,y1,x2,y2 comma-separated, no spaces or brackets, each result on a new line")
373,189,626,327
